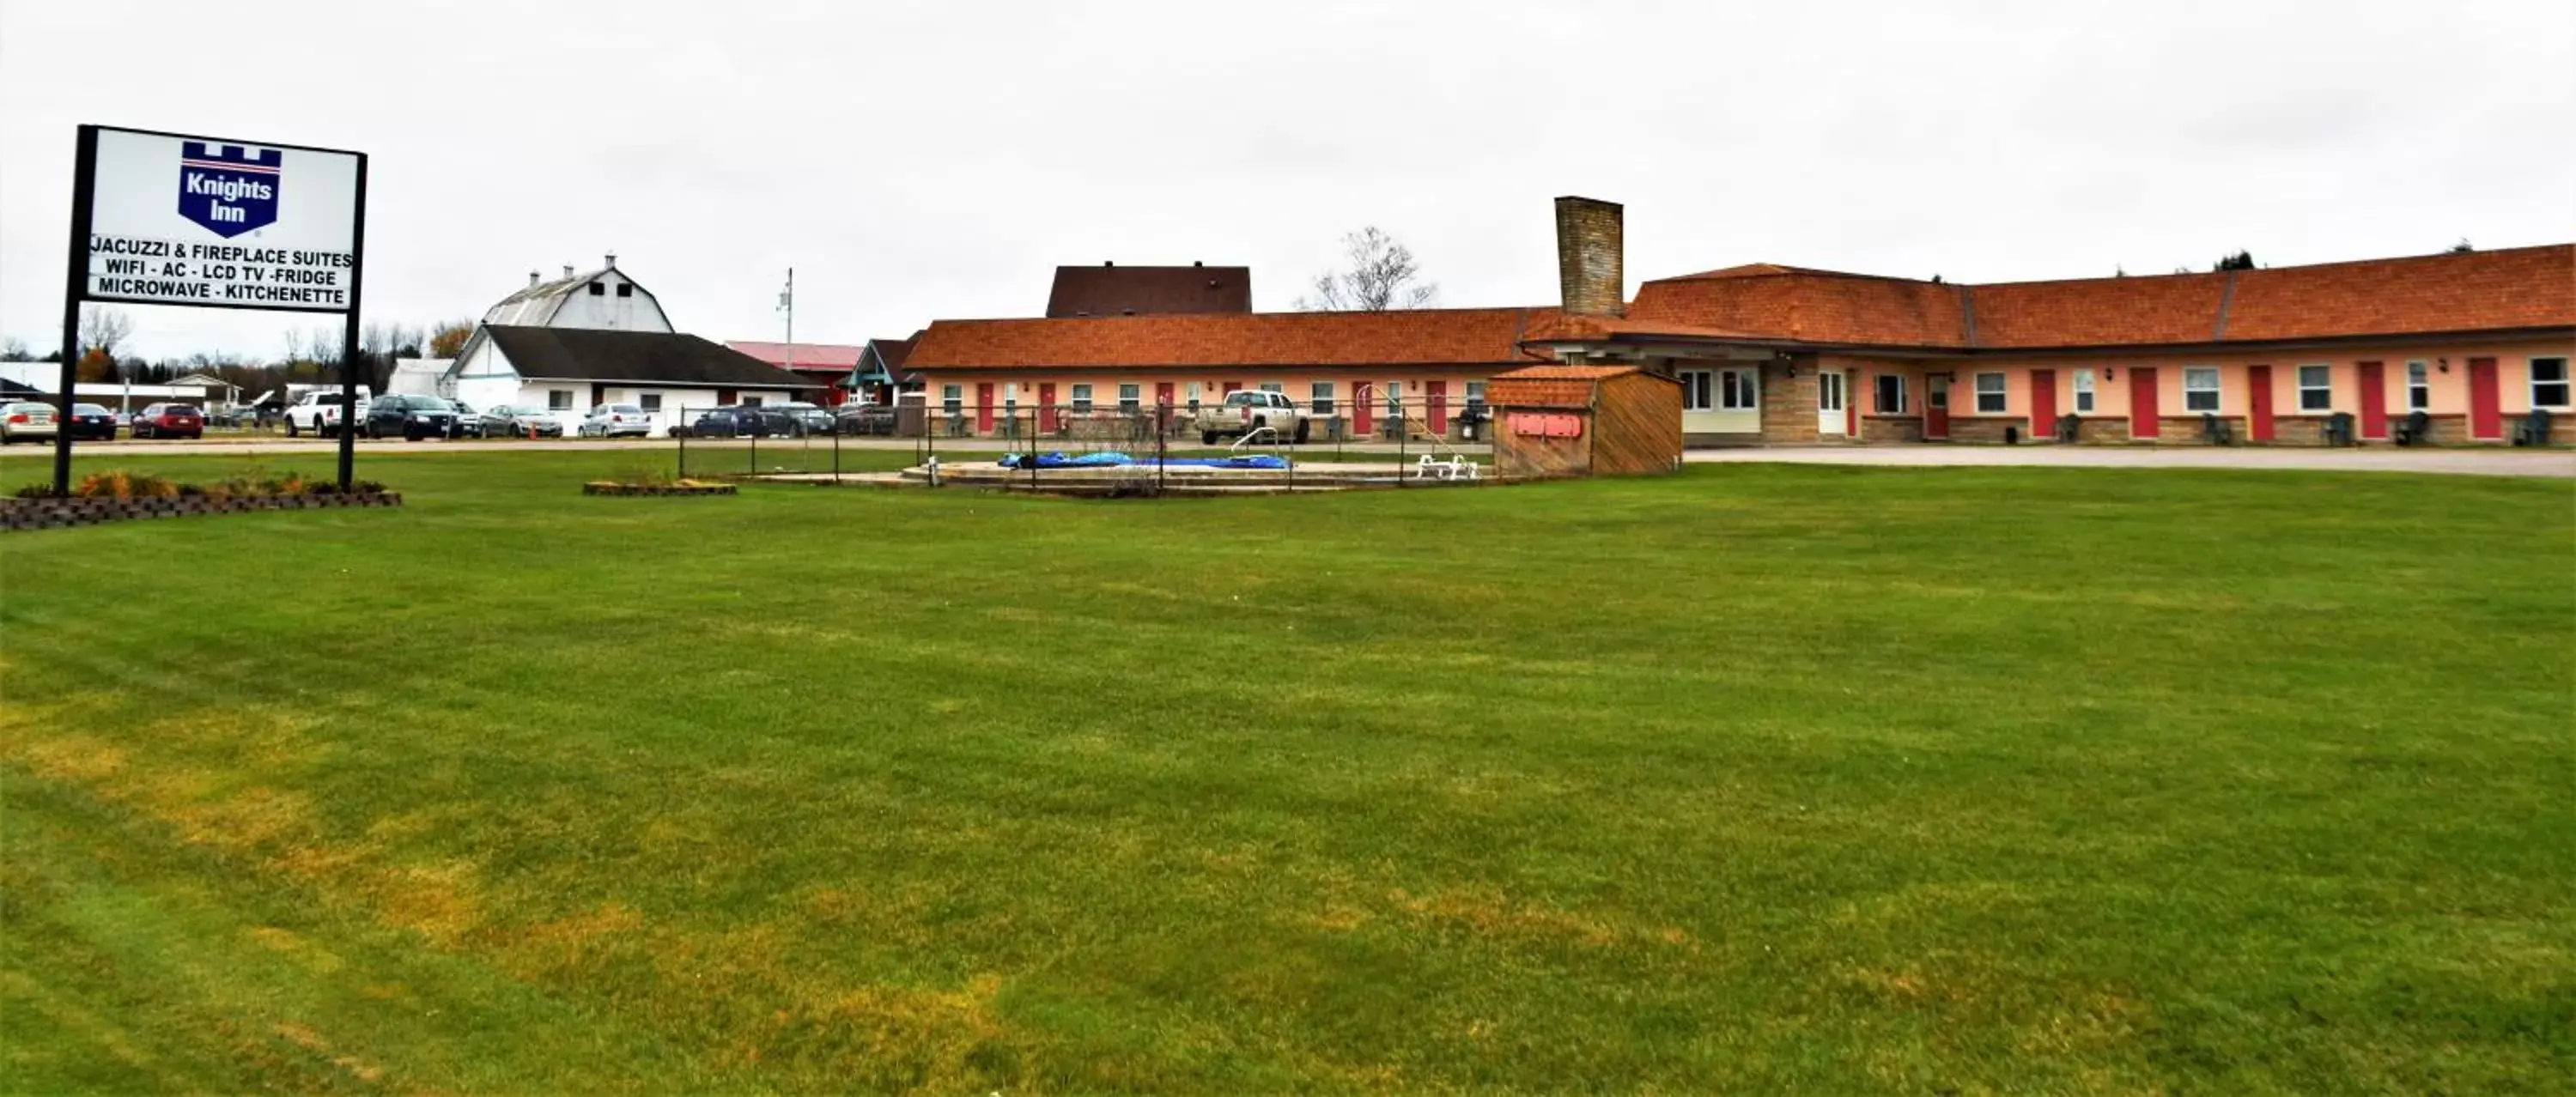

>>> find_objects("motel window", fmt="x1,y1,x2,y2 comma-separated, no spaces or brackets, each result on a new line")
1311,382,1335,415
941,384,963,415
1386,381,1404,419
2184,367,2221,413
1185,382,1202,414
2297,364,2333,411
1002,384,1018,415
1974,373,2007,414
1873,373,1906,415
1680,370,1714,411
1720,370,1758,410
640,394,662,412
2074,368,2097,413
1466,381,1487,408
1258,381,1284,394
2532,357,2572,409
1071,384,1094,413
1118,384,1141,413
547,390,573,410
2406,361,2430,411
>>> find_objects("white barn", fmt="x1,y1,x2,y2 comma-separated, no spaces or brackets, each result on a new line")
444,256,809,433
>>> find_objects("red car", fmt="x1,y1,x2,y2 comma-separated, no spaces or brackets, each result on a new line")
131,403,205,439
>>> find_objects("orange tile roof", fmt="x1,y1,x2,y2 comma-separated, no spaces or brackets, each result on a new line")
1492,364,1649,380
908,307,1547,370
1611,244,2573,350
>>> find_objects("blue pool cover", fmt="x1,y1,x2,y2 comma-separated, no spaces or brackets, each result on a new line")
997,452,1290,470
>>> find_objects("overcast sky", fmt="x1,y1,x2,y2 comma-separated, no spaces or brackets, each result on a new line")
3,0,2570,361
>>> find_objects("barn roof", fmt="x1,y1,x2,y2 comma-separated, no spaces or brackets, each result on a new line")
482,326,810,388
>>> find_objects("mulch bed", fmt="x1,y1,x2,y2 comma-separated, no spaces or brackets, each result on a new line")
582,482,736,496
2,492,404,532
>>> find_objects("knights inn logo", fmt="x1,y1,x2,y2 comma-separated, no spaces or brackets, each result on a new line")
177,142,281,238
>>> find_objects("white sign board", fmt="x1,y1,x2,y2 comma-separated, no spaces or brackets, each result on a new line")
83,127,363,312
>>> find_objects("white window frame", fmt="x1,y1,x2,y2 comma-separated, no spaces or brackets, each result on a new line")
1872,373,1906,415
639,393,662,413
1257,381,1284,394
2184,367,2221,413
1185,382,1202,415
2073,368,2097,414
1117,383,1141,414
2530,356,2572,409
1465,380,1487,408
547,390,574,411
1720,369,1758,410
1069,384,1094,413
1680,369,1714,411
940,384,962,415
1818,371,1847,412
2406,361,2430,411
1310,381,1335,415
1973,372,2007,414
2296,364,2333,412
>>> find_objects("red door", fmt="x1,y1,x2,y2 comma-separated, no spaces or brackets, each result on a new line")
2357,361,2386,439
974,383,994,434
1844,376,1859,436
2130,367,2160,438
2247,365,2275,442
1924,376,1950,439
1037,383,1058,433
1425,380,1449,434
2030,369,2057,437
2468,357,2501,439
1352,382,1373,434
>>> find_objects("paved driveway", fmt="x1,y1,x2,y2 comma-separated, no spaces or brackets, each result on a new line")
1684,445,2576,478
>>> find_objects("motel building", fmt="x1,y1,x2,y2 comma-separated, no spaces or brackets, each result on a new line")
904,199,2573,446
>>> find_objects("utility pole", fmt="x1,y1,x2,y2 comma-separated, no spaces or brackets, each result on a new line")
778,268,794,379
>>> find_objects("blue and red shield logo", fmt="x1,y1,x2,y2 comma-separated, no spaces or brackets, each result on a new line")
177,142,281,238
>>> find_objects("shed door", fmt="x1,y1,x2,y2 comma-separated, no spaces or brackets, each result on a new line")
2129,367,2160,438
2468,357,2501,439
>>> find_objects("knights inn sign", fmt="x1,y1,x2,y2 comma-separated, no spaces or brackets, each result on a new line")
52,124,371,494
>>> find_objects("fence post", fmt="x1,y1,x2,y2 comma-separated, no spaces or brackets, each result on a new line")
747,427,757,477
677,411,688,479
832,413,841,483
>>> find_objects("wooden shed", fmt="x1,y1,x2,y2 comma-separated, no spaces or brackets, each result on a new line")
1485,364,1683,477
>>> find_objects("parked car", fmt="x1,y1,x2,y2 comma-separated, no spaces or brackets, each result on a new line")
447,399,487,439
833,403,898,436
486,404,565,438
1192,389,1314,445
682,405,793,439
363,394,460,440
65,403,119,440
579,403,653,438
285,391,368,437
2,401,58,444
774,402,836,436
130,403,206,439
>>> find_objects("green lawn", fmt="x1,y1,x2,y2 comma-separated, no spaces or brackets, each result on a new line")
2,450,2568,1094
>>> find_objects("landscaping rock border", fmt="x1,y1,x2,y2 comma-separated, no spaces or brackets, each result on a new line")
1,491,404,532
582,482,737,496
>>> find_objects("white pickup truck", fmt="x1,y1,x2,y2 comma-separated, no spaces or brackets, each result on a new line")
1192,389,1313,445
284,390,370,437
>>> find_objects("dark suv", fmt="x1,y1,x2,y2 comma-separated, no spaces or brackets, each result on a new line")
365,395,461,440
682,405,794,438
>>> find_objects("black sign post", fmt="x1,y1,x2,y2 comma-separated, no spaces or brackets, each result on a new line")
53,124,369,496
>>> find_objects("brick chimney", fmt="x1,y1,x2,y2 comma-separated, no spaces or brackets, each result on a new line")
1554,196,1624,317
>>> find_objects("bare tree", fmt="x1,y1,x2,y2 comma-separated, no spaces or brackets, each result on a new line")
0,337,31,362
1295,227,1439,312
79,306,134,358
